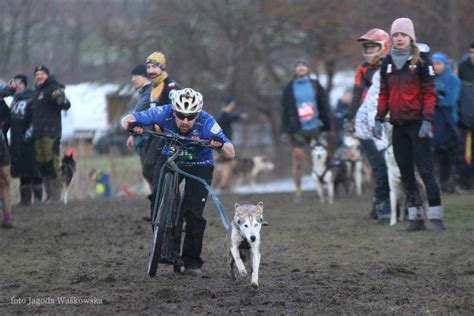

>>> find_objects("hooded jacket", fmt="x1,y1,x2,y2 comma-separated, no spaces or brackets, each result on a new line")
376,44,436,124
433,65,462,150
434,65,461,121
30,76,71,138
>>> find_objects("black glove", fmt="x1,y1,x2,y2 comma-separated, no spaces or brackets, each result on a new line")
210,135,225,150
127,121,144,132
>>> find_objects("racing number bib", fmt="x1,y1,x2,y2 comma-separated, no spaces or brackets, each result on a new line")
298,103,315,121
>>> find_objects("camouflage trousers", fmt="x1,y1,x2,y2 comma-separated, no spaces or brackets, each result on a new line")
35,137,61,178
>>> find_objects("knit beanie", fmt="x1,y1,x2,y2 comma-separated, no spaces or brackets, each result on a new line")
146,51,166,70
34,65,50,76
432,52,449,65
14,74,28,87
131,64,147,77
222,96,235,107
294,58,309,68
390,17,416,42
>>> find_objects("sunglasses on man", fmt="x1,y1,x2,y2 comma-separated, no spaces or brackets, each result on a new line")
174,111,198,121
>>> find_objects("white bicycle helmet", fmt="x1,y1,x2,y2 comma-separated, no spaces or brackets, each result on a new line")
170,88,203,114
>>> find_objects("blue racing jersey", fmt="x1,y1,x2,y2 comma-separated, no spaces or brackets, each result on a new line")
133,104,231,166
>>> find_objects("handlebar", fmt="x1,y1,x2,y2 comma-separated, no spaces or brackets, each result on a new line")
130,129,213,148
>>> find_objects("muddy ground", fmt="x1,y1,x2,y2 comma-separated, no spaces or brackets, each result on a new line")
1,191,473,315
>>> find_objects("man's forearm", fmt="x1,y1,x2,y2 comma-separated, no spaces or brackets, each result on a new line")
219,143,235,160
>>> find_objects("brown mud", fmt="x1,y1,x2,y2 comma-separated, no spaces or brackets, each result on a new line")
1,192,473,314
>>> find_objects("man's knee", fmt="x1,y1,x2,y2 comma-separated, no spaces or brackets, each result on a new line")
0,176,10,186
142,167,154,183
39,160,57,178
184,211,206,234
293,147,305,163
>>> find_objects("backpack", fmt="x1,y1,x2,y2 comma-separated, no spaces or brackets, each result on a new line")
458,83,474,130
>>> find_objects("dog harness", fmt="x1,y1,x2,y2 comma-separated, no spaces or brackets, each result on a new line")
312,160,342,184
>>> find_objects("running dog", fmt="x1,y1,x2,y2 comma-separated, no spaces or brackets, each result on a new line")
214,156,274,190
60,153,76,204
227,202,264,289
385,145,428,226
311,140,335,204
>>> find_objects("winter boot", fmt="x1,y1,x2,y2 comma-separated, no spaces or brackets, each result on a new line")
18,185,32,207
49,178,62,203
376,199,391,225
402,206,426,231
43,178,52,203
426,205,445,232
369,198,378,220
2,211,13,229
33,184,43,204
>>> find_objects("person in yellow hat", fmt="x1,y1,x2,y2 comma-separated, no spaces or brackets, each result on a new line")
145,51,179,107
141,52,180,217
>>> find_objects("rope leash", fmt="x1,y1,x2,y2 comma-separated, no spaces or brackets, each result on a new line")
168,164,231,231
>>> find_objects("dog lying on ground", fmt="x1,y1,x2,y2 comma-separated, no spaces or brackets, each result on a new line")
60,153,76,204
213,156,275,190
385,145,429,226
227,202,265,289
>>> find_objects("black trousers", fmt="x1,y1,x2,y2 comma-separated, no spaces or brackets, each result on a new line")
143,138,163,185
151,157,213,269
20,177,43,186
434,144,463,191
392,122,441,207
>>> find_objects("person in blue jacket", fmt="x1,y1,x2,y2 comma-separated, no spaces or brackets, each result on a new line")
121,88,235,276
432,52,462,192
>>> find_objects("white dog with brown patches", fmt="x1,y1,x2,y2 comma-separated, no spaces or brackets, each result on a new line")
227,202,264,289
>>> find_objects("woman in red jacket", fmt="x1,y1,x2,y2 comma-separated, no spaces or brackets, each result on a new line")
373,17,444,232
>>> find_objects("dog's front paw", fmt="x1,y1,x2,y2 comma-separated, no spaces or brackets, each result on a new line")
389,219,397,226
239,269,248,279
251,281,259,289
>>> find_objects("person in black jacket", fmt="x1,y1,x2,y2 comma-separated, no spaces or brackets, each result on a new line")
142,51,179,185
456,42,474,189
281,59,330,200
30,65,71,203
0,97,12,227
125,64,153,186
458,42,474,85
1,75,43,206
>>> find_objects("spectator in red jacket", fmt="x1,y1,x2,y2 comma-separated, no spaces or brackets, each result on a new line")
373,17,444,232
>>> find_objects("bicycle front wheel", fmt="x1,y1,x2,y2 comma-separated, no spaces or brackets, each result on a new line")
147,172,174,277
